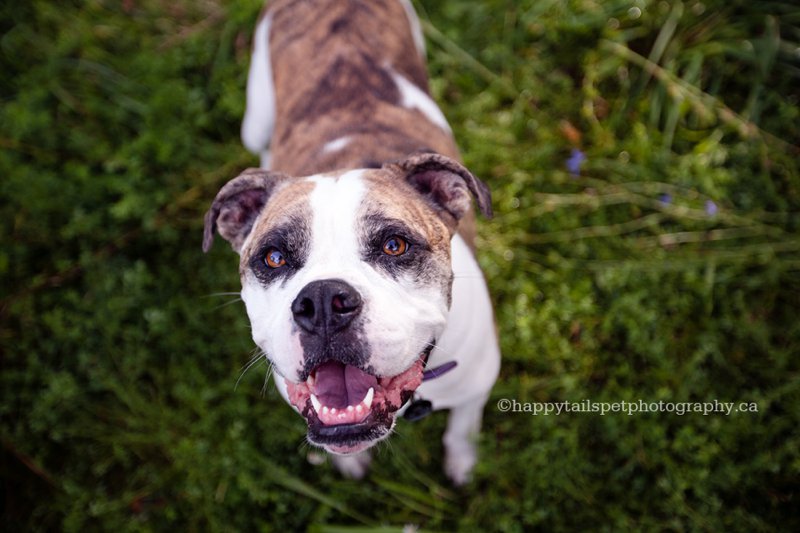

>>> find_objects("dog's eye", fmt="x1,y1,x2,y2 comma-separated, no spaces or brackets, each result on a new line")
382,236,408,256
264,247,286,268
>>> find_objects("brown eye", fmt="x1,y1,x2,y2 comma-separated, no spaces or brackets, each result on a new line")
382,236,408,256
265,248,286,268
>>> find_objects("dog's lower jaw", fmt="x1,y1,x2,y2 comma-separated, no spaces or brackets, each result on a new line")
306,405,395,456
318,422,393,456
304,406,397,455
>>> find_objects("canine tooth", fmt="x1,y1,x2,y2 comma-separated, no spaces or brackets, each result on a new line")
310,394,322,414
363,387,374,409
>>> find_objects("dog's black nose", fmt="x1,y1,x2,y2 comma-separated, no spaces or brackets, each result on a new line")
292,279,362,334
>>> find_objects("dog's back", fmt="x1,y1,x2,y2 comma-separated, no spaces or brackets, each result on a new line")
241,0,460,177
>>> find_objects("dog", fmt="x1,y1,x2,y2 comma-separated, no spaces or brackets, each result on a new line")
202,0,500,485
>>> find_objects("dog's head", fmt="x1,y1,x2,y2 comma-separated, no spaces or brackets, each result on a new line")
203,153,491,454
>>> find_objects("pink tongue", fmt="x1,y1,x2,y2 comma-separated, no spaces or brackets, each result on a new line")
313,361,379,409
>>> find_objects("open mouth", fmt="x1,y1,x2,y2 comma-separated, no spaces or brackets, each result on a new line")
285,355,426,454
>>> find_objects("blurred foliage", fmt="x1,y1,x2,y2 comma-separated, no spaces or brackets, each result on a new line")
2,0,799,530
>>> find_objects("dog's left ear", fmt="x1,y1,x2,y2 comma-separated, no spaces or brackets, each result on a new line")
388,153,492,231
202,168,289,253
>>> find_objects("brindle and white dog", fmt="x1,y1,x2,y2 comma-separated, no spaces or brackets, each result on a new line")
203,0,500,484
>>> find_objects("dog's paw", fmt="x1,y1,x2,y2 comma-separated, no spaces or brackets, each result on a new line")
444,442,477,486
331,450,372,479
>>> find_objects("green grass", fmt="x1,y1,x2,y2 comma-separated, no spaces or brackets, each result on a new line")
2,0,799,530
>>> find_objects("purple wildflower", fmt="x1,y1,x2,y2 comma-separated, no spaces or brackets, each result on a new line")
705,200,718,216
566,148,586,176
659,193,672,205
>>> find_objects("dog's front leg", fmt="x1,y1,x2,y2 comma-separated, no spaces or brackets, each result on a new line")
443,394,489,485
330,450,373,480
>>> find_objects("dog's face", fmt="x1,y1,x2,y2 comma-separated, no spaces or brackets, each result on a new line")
203,153,491,454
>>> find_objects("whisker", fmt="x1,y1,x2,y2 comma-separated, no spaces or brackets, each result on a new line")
406,333,456,358
201,292,241,298
262,358,275,396
234,348,266,391
211,298,243,311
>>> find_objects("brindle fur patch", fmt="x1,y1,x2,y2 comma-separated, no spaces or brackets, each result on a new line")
264,0,460,177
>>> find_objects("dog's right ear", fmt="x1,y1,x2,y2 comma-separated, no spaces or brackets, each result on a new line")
202,168,289,254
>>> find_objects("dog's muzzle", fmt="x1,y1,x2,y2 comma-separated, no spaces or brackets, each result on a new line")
283,278,434,454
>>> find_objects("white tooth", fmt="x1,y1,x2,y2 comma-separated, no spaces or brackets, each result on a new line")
330,407,337,415
356,405,363,413
307,374,315,387
347,405,354,412
310,394,322,413
363,387,374,409
322,406,329,415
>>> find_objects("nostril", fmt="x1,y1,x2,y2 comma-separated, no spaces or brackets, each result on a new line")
332,292,360,314
296,297,315,318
